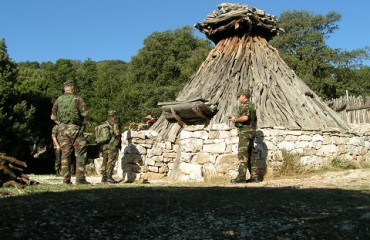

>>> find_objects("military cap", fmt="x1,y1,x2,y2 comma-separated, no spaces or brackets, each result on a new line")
63,80,75,87
237,89,251,98
108,110,117,116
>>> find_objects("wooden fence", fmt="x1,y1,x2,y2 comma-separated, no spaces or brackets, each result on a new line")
327,94,370,124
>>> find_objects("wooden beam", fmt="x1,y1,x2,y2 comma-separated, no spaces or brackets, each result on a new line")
346,106,370,112
170,107,186,127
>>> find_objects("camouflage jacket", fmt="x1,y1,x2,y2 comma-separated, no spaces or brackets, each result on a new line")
102,119,121,150
236,102,257,130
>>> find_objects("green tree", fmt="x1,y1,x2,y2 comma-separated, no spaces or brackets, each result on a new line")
270,11,340,82
330,48,370,97
270,11,369,98
15,61,55,151
90,60,128,124
0,39,36,158
123,26,212,121
76,59,99,106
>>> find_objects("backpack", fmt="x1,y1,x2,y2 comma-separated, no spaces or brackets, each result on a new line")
57,94,81,125
95,122,112,145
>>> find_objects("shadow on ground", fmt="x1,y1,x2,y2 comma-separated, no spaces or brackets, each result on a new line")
0,184,369,239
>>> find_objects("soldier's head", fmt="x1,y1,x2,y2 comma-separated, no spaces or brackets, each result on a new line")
237,90,251,103
108,110,118,120
63,80,76,93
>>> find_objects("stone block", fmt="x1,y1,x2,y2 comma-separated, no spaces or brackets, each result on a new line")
214,154,238,173
317,144,337,155
192,152,211,164
277,141,295,151
312,134,324,142
203,142,226,153
181,138,203,152
179,162,203,181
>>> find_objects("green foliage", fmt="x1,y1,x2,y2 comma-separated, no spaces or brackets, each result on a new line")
124,26,212,121
278,150,303,176
271,11,339,76
89,60,128,124
16,62,47,94
0,39,17,102
130,26,211,86
330,158,358,170
331,51,370,97
0,39,38,158
271,10,370,99
76,59,99,106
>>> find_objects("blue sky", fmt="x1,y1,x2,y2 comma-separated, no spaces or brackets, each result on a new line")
1,0,369,64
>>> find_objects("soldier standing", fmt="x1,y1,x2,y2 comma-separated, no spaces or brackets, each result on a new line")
230,90,257,183
100,110,121,183
50,80,90,185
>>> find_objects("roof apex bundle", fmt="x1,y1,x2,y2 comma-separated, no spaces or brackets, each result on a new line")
195,3,285,43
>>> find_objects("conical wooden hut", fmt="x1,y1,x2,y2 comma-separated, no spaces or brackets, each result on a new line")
152,3,350,140
119,4,368,182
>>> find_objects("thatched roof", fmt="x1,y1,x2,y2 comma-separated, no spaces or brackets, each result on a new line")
152,3,350,141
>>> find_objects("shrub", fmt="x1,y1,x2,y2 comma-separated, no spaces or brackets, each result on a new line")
278,150,303,176
330,158,358,170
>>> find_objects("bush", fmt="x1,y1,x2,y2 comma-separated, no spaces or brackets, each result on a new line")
330,158,358,170
278,150,303,176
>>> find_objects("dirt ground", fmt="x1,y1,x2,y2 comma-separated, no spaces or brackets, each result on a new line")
1,169,370,240
28,168,370,188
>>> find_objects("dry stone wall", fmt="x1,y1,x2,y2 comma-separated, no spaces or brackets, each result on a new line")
116,124,370,182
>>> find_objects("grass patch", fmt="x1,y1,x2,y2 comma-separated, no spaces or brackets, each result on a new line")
330,158,359,170
276,150,303,176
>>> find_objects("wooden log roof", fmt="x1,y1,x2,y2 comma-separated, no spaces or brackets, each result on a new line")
194,3,285,43
151,3,350,140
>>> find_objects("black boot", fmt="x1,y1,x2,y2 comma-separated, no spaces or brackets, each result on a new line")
106,177,118,184
101,176,107,183
55,170,61,177
76,179,90,185
230,178,246,183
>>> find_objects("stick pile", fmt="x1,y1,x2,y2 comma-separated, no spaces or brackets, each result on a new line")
0,152,38,188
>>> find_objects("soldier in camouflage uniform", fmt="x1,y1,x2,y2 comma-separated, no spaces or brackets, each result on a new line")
230,90,257,183
50,80,90,185
100,110,121,184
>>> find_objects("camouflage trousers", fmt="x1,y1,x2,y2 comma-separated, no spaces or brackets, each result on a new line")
58,124,87,183
101,148,119,178
54,148,61,173
236,129,256,181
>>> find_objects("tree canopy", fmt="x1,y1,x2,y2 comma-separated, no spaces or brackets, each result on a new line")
270,10,370,98
0,27,211,165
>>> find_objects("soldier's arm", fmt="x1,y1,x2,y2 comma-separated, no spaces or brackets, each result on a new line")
113,123,121,139
76,96,89,120
51,135,61,149
230,115,249,123
50,100,60,124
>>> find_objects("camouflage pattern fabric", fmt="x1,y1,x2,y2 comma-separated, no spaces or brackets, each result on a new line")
58,123,88,183
235,102,257,181
51,93,88,125
101,149,119,178
100,119,121,178
51,90,89,183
